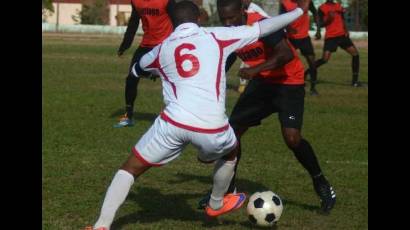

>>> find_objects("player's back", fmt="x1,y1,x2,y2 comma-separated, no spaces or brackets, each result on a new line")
132,0,173,47
150,23,231,131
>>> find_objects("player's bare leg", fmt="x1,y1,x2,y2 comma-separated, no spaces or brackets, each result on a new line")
281,127,336,213
89,154,151,230
343,45,361,87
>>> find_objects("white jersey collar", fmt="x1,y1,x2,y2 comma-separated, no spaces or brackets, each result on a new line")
174,22,200,32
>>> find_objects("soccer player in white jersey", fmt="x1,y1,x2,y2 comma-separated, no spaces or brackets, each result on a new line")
85,1,308,229
236,0,270,94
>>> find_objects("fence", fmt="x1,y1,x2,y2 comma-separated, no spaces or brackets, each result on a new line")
42,23,368,39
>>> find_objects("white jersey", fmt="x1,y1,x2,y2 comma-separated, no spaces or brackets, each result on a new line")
247,2,270,17
140,23,260,132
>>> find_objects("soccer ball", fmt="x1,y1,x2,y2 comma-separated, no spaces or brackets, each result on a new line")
246,191,283,227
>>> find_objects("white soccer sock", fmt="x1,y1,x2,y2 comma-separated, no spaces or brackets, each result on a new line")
239,78,248,85
94,169,135,229
209,158,237,210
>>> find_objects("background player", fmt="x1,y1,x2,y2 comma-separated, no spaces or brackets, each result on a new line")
305,0,362,87
86,1,307,229
280,0,321,95
198,0,336,214
114,0,175,128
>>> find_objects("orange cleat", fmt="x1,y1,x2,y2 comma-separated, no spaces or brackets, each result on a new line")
205,193,246,217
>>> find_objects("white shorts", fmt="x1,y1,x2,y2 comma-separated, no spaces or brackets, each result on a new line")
133,116,237,166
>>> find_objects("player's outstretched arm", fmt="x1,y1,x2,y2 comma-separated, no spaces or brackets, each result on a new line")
118,5,140,57
258,7,304,37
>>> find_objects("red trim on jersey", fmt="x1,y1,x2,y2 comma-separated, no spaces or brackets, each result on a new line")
160,112,229,134
132,147,163,167
210,33,240,100
146,45,178,99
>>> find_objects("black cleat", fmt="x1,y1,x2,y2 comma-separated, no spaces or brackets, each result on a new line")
197,192,211,210
313,176,336,214
310,88,319,96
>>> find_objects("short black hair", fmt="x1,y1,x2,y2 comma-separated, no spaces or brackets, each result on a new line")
171,0,200,27
217,0,243,12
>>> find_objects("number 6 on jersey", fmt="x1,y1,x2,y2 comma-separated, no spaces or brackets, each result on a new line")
174,43,200,78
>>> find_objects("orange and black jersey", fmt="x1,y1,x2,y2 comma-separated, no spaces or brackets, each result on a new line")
228,12,305,85
318,1,347,39
119,0,175,51
280,0,317,39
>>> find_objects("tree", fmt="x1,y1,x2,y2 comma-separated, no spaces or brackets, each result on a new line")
77,0,109,25
42,0,54,22
348,0,368,31
42,0,54,12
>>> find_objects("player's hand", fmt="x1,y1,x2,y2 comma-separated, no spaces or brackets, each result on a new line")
296,0,311,12
238,67,259,80
117,50,125,57
315,31,321,40
345,31,350,38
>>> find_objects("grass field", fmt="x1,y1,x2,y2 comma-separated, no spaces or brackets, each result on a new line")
42,33,368,230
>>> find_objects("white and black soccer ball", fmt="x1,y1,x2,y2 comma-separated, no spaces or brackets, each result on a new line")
246,191,283,227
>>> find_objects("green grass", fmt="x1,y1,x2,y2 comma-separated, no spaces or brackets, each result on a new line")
42,33,368,230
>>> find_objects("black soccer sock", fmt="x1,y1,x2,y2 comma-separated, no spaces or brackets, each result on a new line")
125,74,140,119
291,139,322,178
352,55,360,83
309,67,318,90
315,58,327,69
305,59,327,78
227,140,242,193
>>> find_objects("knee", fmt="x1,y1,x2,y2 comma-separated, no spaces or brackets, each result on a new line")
120,154,150,177
285,135,302,150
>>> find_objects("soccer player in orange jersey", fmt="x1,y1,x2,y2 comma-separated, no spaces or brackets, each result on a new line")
199,0,336,214
280,0,321,95
115,0,176,128
306,0,362,87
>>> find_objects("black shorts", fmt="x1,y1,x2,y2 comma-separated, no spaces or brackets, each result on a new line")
229,79,305,130
129,46,153,76
324,35,355,52
289,36,315,56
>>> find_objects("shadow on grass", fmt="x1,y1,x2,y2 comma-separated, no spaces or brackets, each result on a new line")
170,173,321,213
111,172,319,229
110,109,157,121
239,221,280,229
111,187,236,229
